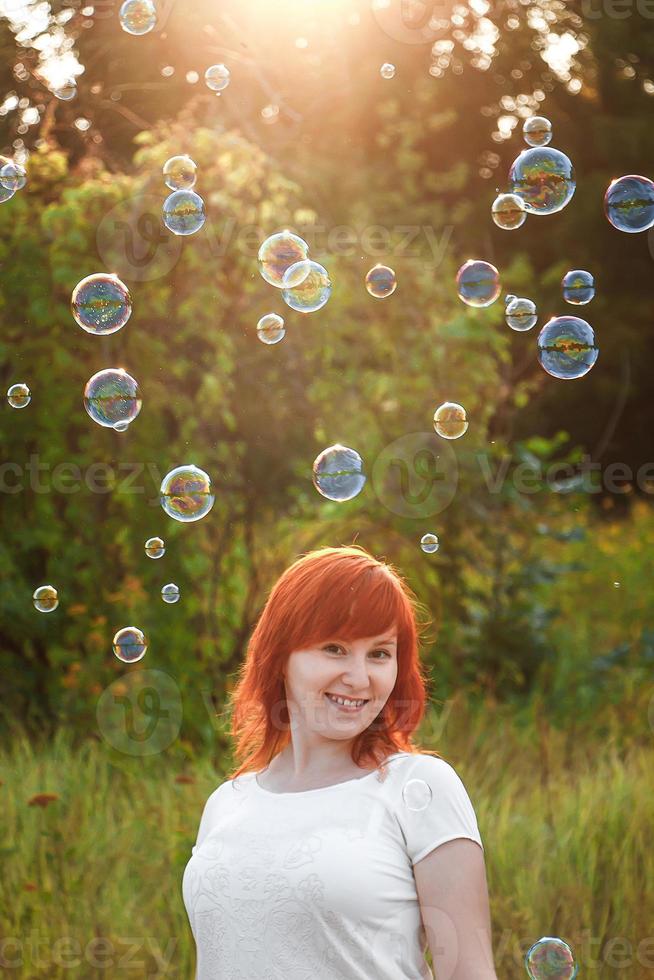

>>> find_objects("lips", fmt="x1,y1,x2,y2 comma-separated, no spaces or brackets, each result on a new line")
325,692,370,706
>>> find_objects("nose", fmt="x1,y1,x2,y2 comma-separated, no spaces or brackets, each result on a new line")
338,656,373,694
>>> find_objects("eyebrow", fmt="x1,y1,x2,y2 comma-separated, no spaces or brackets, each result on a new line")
330,636,397,646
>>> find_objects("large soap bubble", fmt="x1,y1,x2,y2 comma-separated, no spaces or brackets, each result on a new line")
83,368,142,429
258,231,310,288
456,260,500,308
433,401,468,439
492,193,526,230
205,64,231,92
282,261,332,313
506,297,538,332
525,936,578,980
509,147,576,215
163,190,206,236
119,0,156,35
163,155,197,191
523,116,553,148
562,270,595,305
71,273,132,335
604,175,654,233
537,316,599,379
257,313,285,345
312,445,366,501
113,626,148,663
160,465,215,522
365,264,397,298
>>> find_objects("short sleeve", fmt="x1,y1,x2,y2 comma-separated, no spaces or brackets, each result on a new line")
393,755,484,865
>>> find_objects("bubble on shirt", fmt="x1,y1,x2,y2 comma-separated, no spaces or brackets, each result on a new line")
604,175,654,233
7,382,31,409
71,273,132,335
258,231,310,288
365,264,397,298
282,260,332,313
420,533,439,554
509,147,576,215
402,778,433,811
33,585,59,613
160,464,215,522
562,270,595,305
313,444,366,502
257,313,286,345
456,260,500,307
84,369,142,429
537,316,599,380
491,192,526,230
523,115,553,148
524,936,578,980
506,296,538,332
205,64,231,92
161,582,181,603
433,401,468,439
145,536,165,559
163,190,206,236
119,0,156,35
113,626,148,663
163,155,197,191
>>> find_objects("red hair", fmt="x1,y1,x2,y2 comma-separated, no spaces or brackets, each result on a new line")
225,545,442,780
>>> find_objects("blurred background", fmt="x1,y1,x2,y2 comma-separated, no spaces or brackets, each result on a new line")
0,0,653,976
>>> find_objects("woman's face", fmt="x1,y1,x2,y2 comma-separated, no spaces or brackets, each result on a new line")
281,631,399,739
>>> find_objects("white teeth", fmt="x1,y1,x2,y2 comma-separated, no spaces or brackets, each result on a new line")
326,693,367,707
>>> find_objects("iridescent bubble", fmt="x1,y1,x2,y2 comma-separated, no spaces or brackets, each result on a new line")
402,778,433,811
505,294,517,306
205,64,231,92
433,401,468,439
163,155,197,191
492,192,526,230
537,316,599,380
380,63,396,79
0,170,15,204
83,368,142,429
258,231,310,288
257,313,285,345
420,533,439,554
0,162,26,191
113,626,148,663
119,0,156,35
160,465,215,523
53,80,77,101
71,273,132,335
604,175,654,233
365,264,397,298
33,585,58,613
161,583,180,604
312,444,366,502
282,260,332,313
7,383,31,409
456,260,500,308
524,936,578,980
162,190,206,236
281,260,312,289
506,296,538,332
562,269,595,305
523,116,553,148
509,147,576,215
145,536,165,559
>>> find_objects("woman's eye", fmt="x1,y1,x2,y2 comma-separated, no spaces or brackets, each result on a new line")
324,645,390,658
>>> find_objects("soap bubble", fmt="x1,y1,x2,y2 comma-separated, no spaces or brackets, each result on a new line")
456,260,500,307
509,147,576,215
420,533,439,554
258,231,310,288
161,583,180,604
205,64,231,92
433,401,468,439
160,465,215,523
537,316,599,380
257,313,285,345
0,182,15,205
506,296,538,332
163,155,197,191
402,778,433,811
282,260,332,313
119,0,156,35
113,626,148,663
562,270,595,305
604,175,654,233
524,936,578,980
53,80,77,100
281,260,312,289
504,294,517,306
312,444,366,502
145,536,165,559
0,161,26,191
83,368,142,429
380,63,396,79
523,116,553,148
492,192,526,230
71,273,132,335
365,264,397,298
7,383,31,409
162,190,206,236
33,585,58,613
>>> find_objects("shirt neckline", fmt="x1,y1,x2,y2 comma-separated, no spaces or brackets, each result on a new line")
252,752,404,796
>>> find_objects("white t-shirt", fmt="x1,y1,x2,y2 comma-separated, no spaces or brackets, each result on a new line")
182,751,484,980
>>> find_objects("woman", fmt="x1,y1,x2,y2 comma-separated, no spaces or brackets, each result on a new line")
183,545,498,979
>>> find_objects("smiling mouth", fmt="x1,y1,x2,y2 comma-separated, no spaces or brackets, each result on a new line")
325,693,370,707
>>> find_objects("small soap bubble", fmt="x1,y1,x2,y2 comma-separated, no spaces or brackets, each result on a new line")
71,273,132,335
562,270,595,305
509,147,576,215
113,626,147,663
433,401,468,439
257,313,286,345
119,0,156,35
162,190,206,236
456,260,500,307
604,175,654,233
312,444,366,502
420,533,439,554
161,583,180,604
281,260,312,289
205,64,231,92
83,368,142,429
523,115,553,147
365,264,397,298
537,316,599,380
506,296,538,331
53,80,77,101
0,161,26,191
492,192,526,230
33,585,58,613
380,63,396,79
282,260,332,313
160,465,215,523
524,936,578,980
402,778,433,811
258,231,310,288
163,155,197,191
145,536,165,559
7,382,31,409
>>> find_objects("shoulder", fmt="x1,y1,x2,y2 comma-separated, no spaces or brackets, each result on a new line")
390,751,461,781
